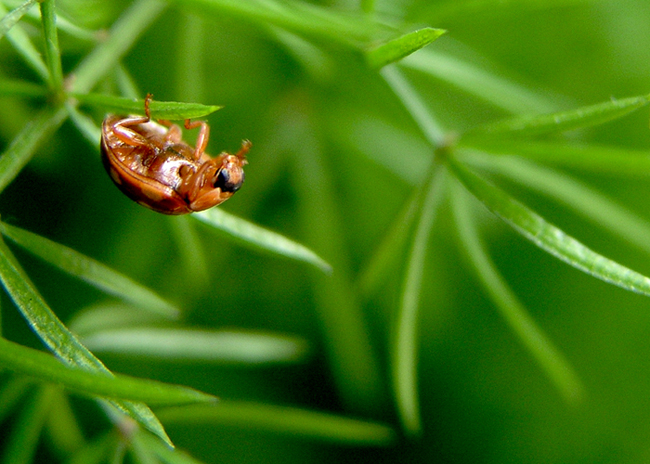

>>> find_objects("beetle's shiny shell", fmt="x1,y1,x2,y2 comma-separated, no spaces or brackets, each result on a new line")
100,115,240,215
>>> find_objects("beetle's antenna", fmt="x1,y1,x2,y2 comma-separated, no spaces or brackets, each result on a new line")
236,140,251,163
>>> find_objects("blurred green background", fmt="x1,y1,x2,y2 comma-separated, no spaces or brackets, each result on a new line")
3,0,650,462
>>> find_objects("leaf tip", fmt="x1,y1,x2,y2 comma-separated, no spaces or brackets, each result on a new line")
366,27,446,70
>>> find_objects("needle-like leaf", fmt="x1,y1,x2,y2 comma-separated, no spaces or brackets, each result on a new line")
0,235,174,447
0,222,180,319
366,27,446,69
0,337,217,405
193,208,332,273
72,92,222,120
448,158,650,297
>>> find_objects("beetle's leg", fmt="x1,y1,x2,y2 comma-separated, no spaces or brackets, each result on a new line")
111,93,154,147
112,116,151,147
157,119,184,144
184,119,210,161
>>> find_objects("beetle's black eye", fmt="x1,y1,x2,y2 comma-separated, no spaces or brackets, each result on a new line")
214,169,244,193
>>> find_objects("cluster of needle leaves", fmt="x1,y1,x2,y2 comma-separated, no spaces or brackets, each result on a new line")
0,0,650,463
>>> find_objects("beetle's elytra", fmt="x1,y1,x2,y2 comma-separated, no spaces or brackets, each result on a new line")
100,94,249,215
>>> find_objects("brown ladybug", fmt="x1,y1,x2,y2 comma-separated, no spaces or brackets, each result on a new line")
100,94,249,215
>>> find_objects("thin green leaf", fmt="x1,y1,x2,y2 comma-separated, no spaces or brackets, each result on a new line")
158,401,396,446
72,92,222,120
366,27,446,69
392,165,446,436
448,157,650,297
0,337,216,405
462,151,650,256
0,2,48,81
193,208,332,273
0,0,37,40
422,0,593,23
171,0,388,47
357,191,420,298
1,385,55,464
380,65,445,146
175,13,206,102
465,93,650,139
0,236,173,447
462,140,650,177
287,113,383,414
401,49,557,114
0,105,67,194
450,180,584,403
68,303,167,336
70,0,166,93
39,0,63,91
82,328,309,365
0,80,47,98
0,222,180,319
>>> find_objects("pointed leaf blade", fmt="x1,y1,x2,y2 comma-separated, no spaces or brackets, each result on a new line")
366,27,446,69
465,94,650,139
0,222,179,319
448,158,650,297
193,209,332,273
0,337,216,405
0,236,173,447
72,92,222,120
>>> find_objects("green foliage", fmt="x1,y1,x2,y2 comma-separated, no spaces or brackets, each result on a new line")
1,0,650,462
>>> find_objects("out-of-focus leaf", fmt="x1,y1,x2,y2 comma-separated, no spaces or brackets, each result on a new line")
465,94,650,139
0,0,37,40
0,337,217,405
450,180,584,403
0,236,173,447
82,328,310,365
0,222,180,319
158,401,396,446
392,165,446,436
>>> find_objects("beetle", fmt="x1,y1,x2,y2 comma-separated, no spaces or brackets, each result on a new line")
100,94,249,215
